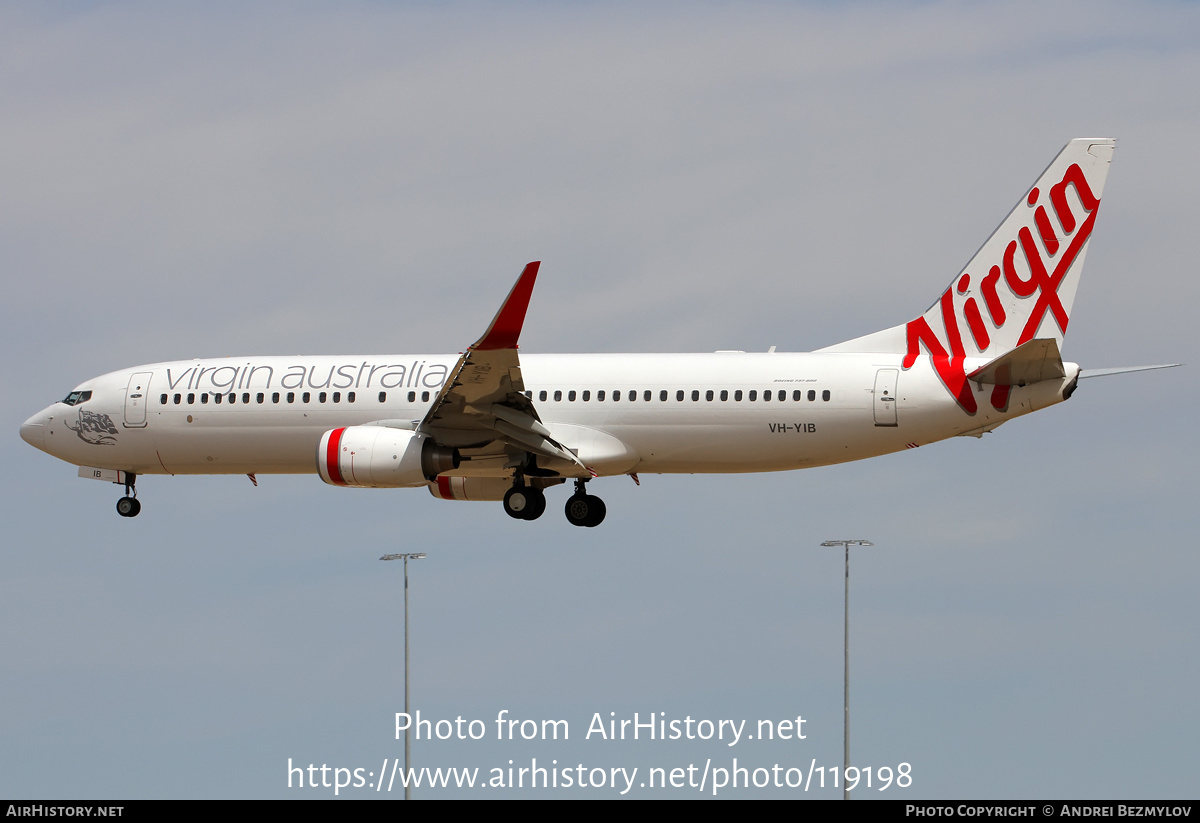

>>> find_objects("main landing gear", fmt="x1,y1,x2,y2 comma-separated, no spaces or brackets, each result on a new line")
116,472,141,518
503,481,547,521
503,477,606,527
564,479,605,528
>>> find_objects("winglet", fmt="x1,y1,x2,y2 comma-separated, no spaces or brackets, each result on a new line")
472,262,540,351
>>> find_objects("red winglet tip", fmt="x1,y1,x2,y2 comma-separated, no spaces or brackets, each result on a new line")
473,262,540,351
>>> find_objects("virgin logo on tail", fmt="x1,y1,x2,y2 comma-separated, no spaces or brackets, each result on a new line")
903,159,1103,414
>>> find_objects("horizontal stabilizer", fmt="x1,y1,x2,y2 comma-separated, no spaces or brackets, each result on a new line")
1079,363,1182,379
967,338,1065,386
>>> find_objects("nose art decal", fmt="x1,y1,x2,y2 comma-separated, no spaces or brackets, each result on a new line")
64,410,119,445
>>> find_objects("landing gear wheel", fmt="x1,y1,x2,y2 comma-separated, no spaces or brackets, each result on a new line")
116,497,141,518
503,487,528,519
116,472,140,518
522,487,546,521
504,486,546,521
564,493,606,528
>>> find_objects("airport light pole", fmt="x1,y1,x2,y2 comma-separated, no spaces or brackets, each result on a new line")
381,551,426,800
820,539,873,801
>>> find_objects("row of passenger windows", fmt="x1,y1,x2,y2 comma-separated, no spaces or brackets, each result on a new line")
158,390,434,406
157,387,831,407
526,388,832,403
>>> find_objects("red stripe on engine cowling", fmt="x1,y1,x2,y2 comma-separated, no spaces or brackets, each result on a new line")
436,476,454,499
325,427,347,486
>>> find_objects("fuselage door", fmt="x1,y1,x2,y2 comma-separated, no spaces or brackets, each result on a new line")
873,368,898,427
124,371,153,428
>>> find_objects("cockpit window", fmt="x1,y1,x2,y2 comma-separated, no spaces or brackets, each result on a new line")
61,390,92,406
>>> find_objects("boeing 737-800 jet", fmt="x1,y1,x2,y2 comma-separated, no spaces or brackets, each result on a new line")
19,138,1174,527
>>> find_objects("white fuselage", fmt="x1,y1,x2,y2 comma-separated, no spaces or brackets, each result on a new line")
19,351,1079,480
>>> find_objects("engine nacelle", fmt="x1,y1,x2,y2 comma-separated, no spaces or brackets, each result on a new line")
429,476,565,501
317,426,459,488
428,476,513,501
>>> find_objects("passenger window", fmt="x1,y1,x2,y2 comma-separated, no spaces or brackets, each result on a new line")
408,391,416,402
214,393,222,404
188,393,195,404
597,390,605,401
319,392,327,403
720,390,728,401
554,390,562,401
749,390,757,401
582,390,591,401
201,393,209,404
793,390,801,401
348,392,356,403
159,394,168,405
568,390,576,401
764,390,771,401
808,390,816,401
287,392,295,403
539,390,548,401
302,392,311,403
272,392,280,403
524,391,532,399
173,393,181,404
823,390,831,401
422,391,430,402
735,390,743,401
613,390,621,401
644,390,652,401
257,393,265,403
628,390,636,402
332,392,340,403
660,390,667,401
706,390,714,401
691,390,699,401
676,390,684,401
243,393,250,404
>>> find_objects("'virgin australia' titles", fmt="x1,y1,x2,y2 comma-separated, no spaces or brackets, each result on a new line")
163,360,452,393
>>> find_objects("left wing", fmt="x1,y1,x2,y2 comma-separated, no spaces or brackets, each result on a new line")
418,262,586,473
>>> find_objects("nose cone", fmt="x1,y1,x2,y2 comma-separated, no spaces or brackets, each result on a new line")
20,413,46,450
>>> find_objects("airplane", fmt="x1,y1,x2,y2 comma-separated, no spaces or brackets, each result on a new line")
19,138,1177,527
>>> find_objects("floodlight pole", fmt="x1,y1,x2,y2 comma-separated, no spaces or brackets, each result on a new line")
820,539,873,800
381,551,426,800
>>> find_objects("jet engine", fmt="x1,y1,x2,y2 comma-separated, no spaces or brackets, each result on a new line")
317,426,459,488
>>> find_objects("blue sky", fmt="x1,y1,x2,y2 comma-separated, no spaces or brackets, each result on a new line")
2,1,1196,798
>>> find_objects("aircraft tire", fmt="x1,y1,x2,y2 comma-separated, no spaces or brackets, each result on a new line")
504,486,536,520
584,496,605,527
565,493,605,528
521,487,546,521
116,497,140,518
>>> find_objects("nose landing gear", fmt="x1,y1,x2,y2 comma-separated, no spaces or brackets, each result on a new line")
116,472,141,518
